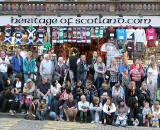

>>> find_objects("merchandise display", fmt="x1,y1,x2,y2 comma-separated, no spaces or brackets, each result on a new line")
26,25,36,45
1,25,160,65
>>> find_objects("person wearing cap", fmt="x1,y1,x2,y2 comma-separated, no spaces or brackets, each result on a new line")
23,79,35,95
21,79,36,113
23,51,36,82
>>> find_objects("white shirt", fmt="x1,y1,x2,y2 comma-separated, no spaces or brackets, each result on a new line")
20,51,27,60
103,103,116,113
147,66,158,84
40,60,53,75
135,29,146,43
152,106,160,116
51,84,61,96
16,81,22,89
0,56,10,73
78,101,89,110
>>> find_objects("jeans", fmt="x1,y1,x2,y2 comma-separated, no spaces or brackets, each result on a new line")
37,111,46,120
69,70,75,86
0,72,8,90
15,93,23,101
136,113,143,126
80,111,87,119
49,111,57,120
90,110,102,122
112,96,121,106
24,74,34,82
115,116,127,126
37,93,53,107
86,94,95,102
59,109,64,118
75,96,81,102
95,77,104,90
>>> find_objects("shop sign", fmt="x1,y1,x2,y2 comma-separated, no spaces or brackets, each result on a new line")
0,15,159,27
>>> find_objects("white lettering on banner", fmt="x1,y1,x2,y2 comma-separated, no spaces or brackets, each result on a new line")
0,15,158,26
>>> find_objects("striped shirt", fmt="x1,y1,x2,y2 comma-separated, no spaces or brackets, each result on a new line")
130,68,144,82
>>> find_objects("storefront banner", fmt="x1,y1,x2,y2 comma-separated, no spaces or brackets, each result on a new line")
0,15,159,27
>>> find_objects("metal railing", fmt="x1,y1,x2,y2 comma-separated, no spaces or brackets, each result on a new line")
0,1,160,15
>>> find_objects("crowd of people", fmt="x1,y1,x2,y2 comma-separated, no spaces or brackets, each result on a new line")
0,48,160,128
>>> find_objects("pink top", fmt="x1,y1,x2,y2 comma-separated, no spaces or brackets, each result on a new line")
130,68,144,82
146,28,156,41
61,90,72,100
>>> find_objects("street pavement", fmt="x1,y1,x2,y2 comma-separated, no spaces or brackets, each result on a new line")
0,113,159,130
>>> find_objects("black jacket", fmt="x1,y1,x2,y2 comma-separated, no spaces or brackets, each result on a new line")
69,55,78,72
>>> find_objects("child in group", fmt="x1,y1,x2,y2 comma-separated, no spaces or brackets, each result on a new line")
142,102,151,127
115,99,128,127
151,101,160,128
26,96,39,120
37,99,48,120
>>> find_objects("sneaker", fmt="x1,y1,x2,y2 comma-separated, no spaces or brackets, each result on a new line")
66,118,69,122
13,110,16,114
9,110,14,116
99,121,102,124
122,124,127,127
60,117,64,121
80,119,83,123
91,121,95,124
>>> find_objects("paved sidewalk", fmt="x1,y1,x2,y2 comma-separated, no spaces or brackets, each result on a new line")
0,113,159,130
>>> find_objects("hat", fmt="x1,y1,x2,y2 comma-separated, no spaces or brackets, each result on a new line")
26,79,32,83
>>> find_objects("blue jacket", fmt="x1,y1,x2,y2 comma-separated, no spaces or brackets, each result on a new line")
11,55,23,74
119,65,129,74
23,57,36,73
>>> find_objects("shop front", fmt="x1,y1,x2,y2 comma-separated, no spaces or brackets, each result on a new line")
0,15,160,65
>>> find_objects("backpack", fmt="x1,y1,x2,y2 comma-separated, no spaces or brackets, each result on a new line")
152,118,159,128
